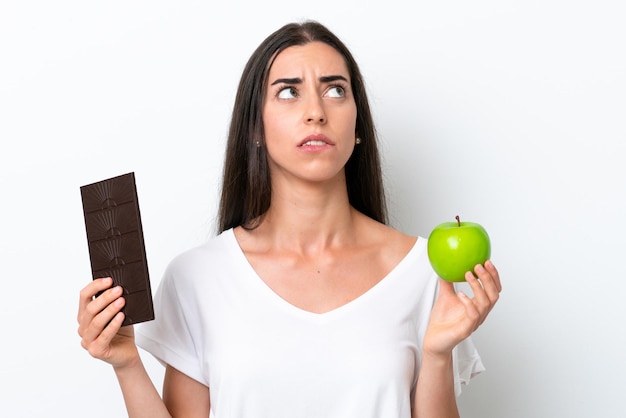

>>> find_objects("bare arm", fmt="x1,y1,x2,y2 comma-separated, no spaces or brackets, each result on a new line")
413,352,459,418
113,361,210,418
113,357,173,418
162,366,211,417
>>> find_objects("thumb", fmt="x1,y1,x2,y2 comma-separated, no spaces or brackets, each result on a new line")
437,278,456,297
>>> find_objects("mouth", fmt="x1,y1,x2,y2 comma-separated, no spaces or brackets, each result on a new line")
298,134,333,147
301,139,328,146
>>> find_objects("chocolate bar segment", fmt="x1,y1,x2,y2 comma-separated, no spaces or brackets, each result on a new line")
80,172,154,326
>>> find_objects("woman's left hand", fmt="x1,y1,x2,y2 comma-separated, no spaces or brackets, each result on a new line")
423,260,502,356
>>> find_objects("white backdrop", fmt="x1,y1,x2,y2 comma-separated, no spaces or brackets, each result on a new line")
1,1,624,417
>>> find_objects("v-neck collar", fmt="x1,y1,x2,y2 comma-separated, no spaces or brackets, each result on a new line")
223,228,423,323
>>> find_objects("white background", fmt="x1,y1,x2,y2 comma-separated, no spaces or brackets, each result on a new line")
1,1,624,417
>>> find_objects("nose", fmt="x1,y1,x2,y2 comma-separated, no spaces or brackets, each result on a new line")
304,96,326,124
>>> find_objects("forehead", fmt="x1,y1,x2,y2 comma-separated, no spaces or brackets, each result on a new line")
268,41,350,78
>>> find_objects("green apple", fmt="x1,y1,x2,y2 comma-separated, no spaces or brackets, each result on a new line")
427,216,491,282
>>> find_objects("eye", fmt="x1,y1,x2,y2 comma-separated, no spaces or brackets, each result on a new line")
326,85,346,98
277,86,298,99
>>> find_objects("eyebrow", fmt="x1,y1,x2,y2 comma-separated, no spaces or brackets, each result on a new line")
270,75,349,86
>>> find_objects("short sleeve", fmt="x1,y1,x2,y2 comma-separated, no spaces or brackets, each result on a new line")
135,258,208,386
452,336,485,396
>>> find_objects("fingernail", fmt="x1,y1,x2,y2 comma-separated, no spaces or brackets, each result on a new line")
476,264,485,273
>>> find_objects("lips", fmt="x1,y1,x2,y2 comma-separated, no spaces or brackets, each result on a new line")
301,139,327,146
298,134,333,147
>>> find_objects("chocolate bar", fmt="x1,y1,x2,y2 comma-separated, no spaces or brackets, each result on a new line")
80,172,154,326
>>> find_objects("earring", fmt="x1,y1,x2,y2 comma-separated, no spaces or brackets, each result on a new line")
255,140,261,147
355,137,362,145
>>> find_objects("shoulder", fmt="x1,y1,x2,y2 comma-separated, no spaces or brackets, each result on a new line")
163,229,237,284
148,229,248,324
356,211,418,255
351,212,426,277
356,216,440,314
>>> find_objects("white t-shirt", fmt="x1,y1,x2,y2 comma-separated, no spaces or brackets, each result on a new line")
136,229,484,418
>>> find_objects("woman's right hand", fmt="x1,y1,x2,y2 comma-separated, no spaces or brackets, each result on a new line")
78,277,140,369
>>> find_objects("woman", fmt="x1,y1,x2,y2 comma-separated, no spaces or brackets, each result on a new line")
78,20,501,418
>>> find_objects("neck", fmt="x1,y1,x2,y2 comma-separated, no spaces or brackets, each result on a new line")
254,175,359,253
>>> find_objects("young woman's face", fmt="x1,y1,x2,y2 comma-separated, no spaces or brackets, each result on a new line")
262,41,357,186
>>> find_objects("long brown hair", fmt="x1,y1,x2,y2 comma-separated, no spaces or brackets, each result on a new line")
218,21,387,233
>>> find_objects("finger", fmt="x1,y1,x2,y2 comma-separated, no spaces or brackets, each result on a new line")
84,311,126,359
474,263,501,306
78,285,124,340
87,285,124,315
78,277,113,321
463,265,499,327
80,294,126,347
457,291,481,331
98,310,126,342
484,260,502,292
464,269,491,315
438,278,457,297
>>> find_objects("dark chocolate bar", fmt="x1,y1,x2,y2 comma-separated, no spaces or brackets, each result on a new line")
80,172,154,326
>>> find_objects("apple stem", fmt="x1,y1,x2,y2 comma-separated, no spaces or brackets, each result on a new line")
455,215,461,227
